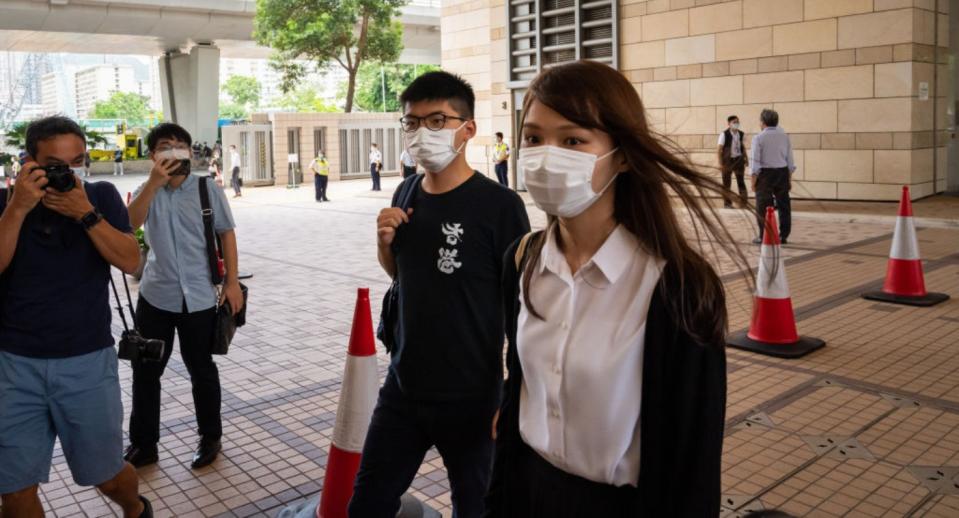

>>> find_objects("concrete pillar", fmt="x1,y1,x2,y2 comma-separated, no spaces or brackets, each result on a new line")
158,44,220,145
947,3,959,194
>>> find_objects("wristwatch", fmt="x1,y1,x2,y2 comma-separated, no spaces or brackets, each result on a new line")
79,209,103,231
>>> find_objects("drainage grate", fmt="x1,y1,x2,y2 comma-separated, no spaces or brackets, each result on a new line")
745,412,776,428
720,494,766,518
828,437,875,460
815,378,843,388
907,466,959,494
881,392,922,409
869,304,901,312
802,435,840,456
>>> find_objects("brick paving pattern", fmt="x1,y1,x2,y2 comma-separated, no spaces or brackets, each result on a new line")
11,174,959,517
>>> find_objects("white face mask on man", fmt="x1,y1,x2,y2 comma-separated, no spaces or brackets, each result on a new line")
731,122,741,131
519,145,619,218
405,121,468,172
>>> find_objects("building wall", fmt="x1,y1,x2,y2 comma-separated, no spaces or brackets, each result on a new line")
260,112,405,185
442,0,953,200
74,64,136,119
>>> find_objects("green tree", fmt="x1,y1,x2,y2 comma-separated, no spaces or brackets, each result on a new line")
277,86,339,113
79,124,109,149
2,121,27,151
255,0,406,113
221,75,262,113
353,63,440,112
219,102,249,121
89,92,151,120
3,121,109,153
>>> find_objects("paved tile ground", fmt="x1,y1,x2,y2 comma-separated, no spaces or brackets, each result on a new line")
7,172,959,517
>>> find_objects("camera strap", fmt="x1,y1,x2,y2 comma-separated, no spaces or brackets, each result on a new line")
108,272,137,333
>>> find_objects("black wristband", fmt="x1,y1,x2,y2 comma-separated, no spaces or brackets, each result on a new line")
80,209,103,230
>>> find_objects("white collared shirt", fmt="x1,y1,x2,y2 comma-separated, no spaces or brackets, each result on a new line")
518,225,664,487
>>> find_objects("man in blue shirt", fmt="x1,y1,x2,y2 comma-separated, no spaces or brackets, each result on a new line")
750,109,796,245
124,123,244,470
0,116,151,517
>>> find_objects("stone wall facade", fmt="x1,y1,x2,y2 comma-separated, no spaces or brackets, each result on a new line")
442,0,955,201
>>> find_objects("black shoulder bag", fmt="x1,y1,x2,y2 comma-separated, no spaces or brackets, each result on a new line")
199,176,248,355
376,175,424,353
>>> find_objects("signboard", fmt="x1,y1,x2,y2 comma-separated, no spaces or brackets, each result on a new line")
287,153,299,163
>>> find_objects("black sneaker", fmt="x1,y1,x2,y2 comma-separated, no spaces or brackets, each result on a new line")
752,237,763,245
123,445,159,468
139,496,154,518
781,238,788,245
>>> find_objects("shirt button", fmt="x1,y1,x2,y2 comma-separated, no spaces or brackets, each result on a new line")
561,321,569,330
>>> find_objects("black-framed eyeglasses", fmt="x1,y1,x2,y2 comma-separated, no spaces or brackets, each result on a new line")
399,113,469,133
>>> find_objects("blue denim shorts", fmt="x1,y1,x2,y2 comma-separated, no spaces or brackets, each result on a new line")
0,347,125,494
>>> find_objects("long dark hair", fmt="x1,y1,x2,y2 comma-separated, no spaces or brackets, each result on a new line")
520,60,750,347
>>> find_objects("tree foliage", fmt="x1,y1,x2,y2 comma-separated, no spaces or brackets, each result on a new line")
222,76,262,110
277,86,339,113
254,0,406,112
3,121,27,151
89,92,152,120
352,63,440,113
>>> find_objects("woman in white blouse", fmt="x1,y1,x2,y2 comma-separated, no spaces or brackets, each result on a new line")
484,61,742,517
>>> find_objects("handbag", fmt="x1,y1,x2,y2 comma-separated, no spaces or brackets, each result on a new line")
199,176,248,355
376,174,424,353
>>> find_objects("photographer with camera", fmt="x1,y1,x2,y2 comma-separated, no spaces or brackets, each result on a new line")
0,116,151,517
123,123,243,470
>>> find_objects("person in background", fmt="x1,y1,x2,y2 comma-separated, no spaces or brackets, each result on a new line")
717,115,748,208
229,145,242,198
400,148,417,179
84,151,92,176
352,71,530,518
750,109,795,245
124,123,243,470
0,116,151,518
9,156,20,177
493,132,510,187
485,60,734,517
309,150,331,202
113,148,124,176
370,143,383,191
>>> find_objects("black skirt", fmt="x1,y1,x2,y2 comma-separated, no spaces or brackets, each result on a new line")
502,442,639,517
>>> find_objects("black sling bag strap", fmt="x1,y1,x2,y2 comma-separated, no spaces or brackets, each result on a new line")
198,176,223,285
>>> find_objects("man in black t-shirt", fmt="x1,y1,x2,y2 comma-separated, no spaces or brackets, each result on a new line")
0,116,152,517
351,72,530,518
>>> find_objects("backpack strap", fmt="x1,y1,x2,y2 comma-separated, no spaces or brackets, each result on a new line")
198,177,224,285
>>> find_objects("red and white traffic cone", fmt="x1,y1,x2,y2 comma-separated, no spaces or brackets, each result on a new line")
316,288,379,518
126,191,132,206
728,207,825,358
862,186,949,307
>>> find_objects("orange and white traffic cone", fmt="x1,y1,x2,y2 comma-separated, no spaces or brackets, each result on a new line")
728,207,825,358
316,288,379,518
863,186,949,307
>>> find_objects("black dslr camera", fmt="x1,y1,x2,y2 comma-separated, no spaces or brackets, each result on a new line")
39,164,77,192
117,330,166,363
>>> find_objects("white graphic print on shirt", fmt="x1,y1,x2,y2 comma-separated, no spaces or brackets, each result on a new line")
437,222,465,274
442,223,464,245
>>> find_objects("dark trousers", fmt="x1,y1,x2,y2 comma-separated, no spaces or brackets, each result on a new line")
402,165,417,179
314,174,329,200
129,297,221,448
370,163,381,191
755,167,791,240
231,167,241,195
501,442,637,517
495,162,509,187
349,374,497,518
721,158,747,207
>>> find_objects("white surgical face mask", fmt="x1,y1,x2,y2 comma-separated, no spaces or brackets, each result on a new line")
405,121,467,172
519,145,618,218
155,148,191,161
731,122,741,130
